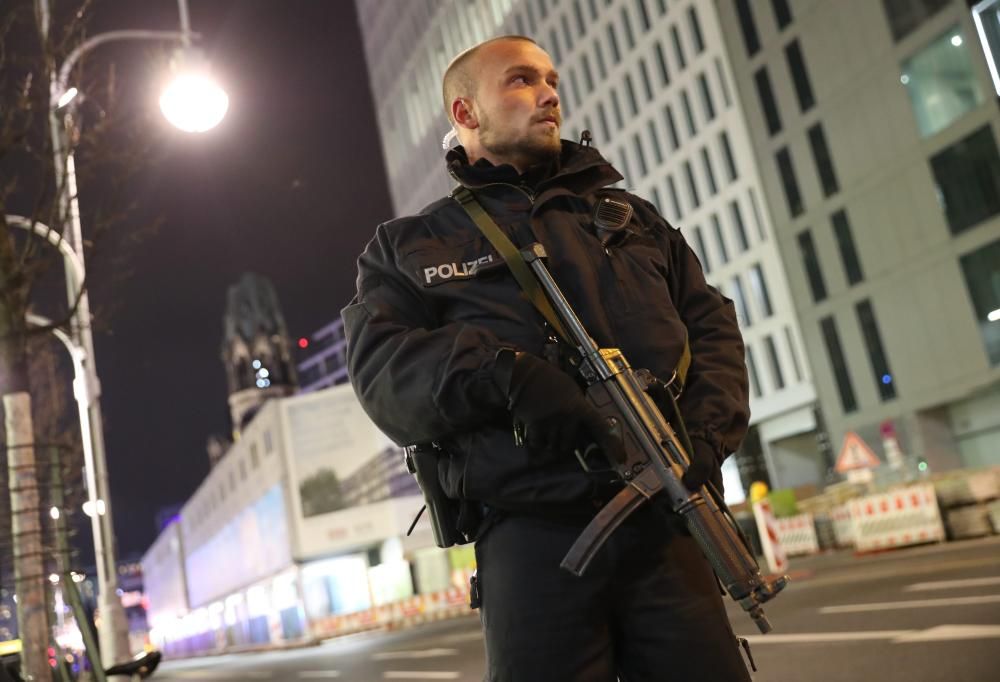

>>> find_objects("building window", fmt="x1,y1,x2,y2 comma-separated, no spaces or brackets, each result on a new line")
607,23,622,63
264,429,273,453
624,73,639,115
930,125,1000,235
749,264,774,317
856,300,897,401
548,28,562,64
784,326,804,382
808,124,839,197
574,0,587,35
654,41,671,86
771,0,793,29
734,0,761,56
667,174,682,222
720,131,738,181
959,237,1000,366
820,316,858,413
611,88,625,129
697,72,716,121
776,147,804,217
569,68,582,109
715,58,732,108
693,225,712,272
648,120,664,164
746,345,763,397
731,275,752,326
588,0,600,20
582,54,595,92
621,6,636,49
882,0,950,42
688,6,705,54
901,27,985,138
671,24,687,70
664,104,681,150
635,0,652,31
633,133,648,176
652,186,664,215
680,89,697,136
711,214,729,264
597,101,611,142
239,459,247,481
763,335,785,390
619,146,633,185
639,58,654,100
701,147,718,195
595,40,608,79
798,230,828,302
832,209,864,285
250,442,260,469
785,40,815,112
683,159,701,209
730,199,750,251
754,67,783,135
749,188,767,240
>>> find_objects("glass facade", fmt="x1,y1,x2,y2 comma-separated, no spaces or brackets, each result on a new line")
959,237,1000,366
930,125,1000,235
901,27,985,137
882,0,950,42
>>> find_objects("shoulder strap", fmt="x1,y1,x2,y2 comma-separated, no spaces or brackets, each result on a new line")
452,187,569,343
452,186,690,388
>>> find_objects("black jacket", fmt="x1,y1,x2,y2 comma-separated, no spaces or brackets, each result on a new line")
342,141,749,512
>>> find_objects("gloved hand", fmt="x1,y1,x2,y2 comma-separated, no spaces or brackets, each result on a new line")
681,437,724,493
505,352,624,462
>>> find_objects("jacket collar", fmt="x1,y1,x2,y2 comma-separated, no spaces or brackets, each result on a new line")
446,140,623,199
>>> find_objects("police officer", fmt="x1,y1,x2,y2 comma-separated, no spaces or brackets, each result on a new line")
343,36,752,682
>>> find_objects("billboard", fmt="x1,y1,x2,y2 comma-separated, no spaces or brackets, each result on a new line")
281,384,427,559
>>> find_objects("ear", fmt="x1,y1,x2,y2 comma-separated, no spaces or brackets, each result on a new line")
452,98,478,130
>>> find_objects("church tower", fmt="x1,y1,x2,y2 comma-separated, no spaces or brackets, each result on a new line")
221,273,298,438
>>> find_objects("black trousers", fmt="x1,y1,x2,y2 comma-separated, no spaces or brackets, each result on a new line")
474,504,753,682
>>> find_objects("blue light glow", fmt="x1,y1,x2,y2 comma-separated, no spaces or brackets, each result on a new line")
881,374,892,385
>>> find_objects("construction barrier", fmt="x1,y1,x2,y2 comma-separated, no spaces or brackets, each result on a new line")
848,483,945,552
773,513,820,556
311,585,472,639
752,499,788,574
830,504,856,548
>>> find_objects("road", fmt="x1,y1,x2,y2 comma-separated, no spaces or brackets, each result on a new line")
157,536,1000,681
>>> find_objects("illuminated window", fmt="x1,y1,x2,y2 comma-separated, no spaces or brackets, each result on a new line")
901,27,985,138
930,125,1000,235
960,237,1000,366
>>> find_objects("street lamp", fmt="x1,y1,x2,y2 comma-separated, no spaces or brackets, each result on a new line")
36,0,229,667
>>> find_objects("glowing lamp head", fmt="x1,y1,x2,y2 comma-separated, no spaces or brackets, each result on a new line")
160,49,228,133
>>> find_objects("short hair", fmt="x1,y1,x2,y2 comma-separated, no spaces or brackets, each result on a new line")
441,35,538,125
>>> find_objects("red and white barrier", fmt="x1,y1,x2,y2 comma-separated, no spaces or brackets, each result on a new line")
848,483,945,552
773,513,820,556
830,504,856,548
753,499,788,574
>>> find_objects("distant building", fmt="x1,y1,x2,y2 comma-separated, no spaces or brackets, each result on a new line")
296,318,349,393
354,0,1000,489
221,273,298,441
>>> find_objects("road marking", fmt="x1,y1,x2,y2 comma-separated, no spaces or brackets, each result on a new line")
741,626,1000,645
437,631,484,644
773,556,999,591
819,594,1000,613
382,673,460,680
892,624,1000,641
741,630,914,644
372,648,459,660
904,576,1000,591
298,672,342,678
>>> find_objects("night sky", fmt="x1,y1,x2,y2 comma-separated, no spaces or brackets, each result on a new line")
77,1,393,556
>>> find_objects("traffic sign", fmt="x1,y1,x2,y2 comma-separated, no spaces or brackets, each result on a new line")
835,431,881,473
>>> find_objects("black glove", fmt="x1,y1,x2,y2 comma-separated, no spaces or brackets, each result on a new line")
503,352,624,462
681,437,724,493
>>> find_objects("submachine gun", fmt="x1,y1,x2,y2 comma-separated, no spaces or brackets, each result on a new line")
519,241,788,634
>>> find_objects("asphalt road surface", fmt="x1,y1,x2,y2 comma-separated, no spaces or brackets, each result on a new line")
157,536,1000,681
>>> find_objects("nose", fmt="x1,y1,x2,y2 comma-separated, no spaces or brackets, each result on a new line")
540,82,559,110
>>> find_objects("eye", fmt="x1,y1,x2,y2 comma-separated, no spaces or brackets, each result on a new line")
510,75,529,85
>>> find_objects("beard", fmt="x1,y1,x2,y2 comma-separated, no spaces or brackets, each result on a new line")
478,111,562,169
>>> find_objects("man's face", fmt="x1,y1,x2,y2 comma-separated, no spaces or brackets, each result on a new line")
471,41,562,169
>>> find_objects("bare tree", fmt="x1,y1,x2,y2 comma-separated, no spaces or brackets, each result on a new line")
1,2,165,676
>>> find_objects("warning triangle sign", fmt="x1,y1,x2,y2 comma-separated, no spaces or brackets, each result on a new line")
835,431,881,473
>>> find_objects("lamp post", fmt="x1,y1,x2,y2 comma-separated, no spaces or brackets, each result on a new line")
35,0,228,667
